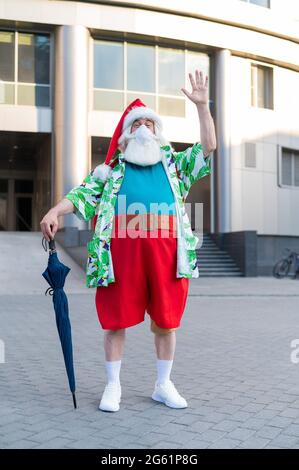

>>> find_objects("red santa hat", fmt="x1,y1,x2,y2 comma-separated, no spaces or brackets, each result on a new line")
92,98,163,182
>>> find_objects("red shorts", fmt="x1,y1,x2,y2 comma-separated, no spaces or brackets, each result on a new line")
95,215,189,330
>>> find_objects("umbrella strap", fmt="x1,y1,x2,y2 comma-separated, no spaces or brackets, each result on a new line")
45,287,54,296
42,236,48,252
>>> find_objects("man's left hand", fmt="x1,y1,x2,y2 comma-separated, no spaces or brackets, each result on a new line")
181,69,209,107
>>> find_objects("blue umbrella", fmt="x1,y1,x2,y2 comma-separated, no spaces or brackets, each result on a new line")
42,237,77,409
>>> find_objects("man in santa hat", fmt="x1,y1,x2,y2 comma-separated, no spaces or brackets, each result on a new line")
40,70,216,412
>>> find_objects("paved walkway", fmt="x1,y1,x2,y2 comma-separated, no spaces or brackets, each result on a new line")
1,232,299,449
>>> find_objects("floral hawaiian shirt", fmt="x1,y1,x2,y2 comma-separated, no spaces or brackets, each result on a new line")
65,143,211,288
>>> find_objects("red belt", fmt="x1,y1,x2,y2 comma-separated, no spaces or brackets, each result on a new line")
114,214,177,232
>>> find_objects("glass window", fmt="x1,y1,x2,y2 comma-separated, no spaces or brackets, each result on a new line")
158,48,184,96
250,0,270,7
0,179,8,192
0,83,15,104
280,150,299,187
294,154,299,187
92,40,209,119
35,85,50,106
15,180,34,193
0,31,14,81
126,93,156,110
159,97,185,117
0,30,51,107
281,150,292,186
94,41,123,89
127,44,155,92
17,84,50,107
240,0,270,7
187,52,209,80
18,33,50,84
187,51,210,109
93,90,124,111
251,64,273,109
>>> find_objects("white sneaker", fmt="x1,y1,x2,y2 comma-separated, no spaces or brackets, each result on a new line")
152,380,188,409
99,382,121,412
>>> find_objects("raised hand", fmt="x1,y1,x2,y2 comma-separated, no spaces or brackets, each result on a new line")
181,69,209,106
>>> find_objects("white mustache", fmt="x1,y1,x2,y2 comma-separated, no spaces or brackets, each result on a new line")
123,127,162,166
126,125,160,146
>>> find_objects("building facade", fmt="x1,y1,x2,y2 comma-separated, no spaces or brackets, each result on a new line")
0,0,299,273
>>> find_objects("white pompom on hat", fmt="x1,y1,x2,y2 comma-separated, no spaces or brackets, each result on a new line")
92,163,112,182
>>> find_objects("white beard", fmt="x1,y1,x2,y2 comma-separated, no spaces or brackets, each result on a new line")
123,125,162,166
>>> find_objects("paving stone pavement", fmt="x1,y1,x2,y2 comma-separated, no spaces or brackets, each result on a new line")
1,232,299,449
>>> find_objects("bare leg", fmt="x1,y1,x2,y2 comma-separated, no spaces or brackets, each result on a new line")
154,331,176,360
104,329,126,361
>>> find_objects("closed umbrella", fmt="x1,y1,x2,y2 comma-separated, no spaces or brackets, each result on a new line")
42,237,77,409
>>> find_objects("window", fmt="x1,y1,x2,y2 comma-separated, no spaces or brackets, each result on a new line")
240,0,270,7
127,44,155,93
0,31,15,104
94,41,123,89
93,41,124,111
158,48,184,96
93,40,208,117
15,179,34,193
158,47,185,116
18,34,50,84
251,63,273,109
244,142,256,168
0,32,14,81
187,50,211,110
280,149,299,187
0,31,50,107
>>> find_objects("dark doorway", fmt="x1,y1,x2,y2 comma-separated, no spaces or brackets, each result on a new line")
0,131,51,231
16,195,33,231
172,142,211,232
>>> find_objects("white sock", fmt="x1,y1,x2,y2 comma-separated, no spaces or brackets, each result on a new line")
156,359,173,385
105,360,121,384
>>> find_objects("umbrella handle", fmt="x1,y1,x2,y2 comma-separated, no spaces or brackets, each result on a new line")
42,236,57,254
49,239,56,252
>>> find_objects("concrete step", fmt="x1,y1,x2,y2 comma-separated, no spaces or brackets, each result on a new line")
198,248,227,253
197,254,233,259
197,272,243,277
197,262,239,267
198,267,241,272
195,233,243,277
197,257,238,262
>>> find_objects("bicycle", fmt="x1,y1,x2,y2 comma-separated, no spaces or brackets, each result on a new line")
273,248,299,279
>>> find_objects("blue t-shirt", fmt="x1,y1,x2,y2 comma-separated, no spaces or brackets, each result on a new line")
115,161,176,215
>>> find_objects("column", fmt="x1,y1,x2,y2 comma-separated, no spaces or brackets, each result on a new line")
54,25,90,229
214,49,231,233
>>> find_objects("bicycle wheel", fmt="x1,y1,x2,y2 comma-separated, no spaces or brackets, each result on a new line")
273,258,291,278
